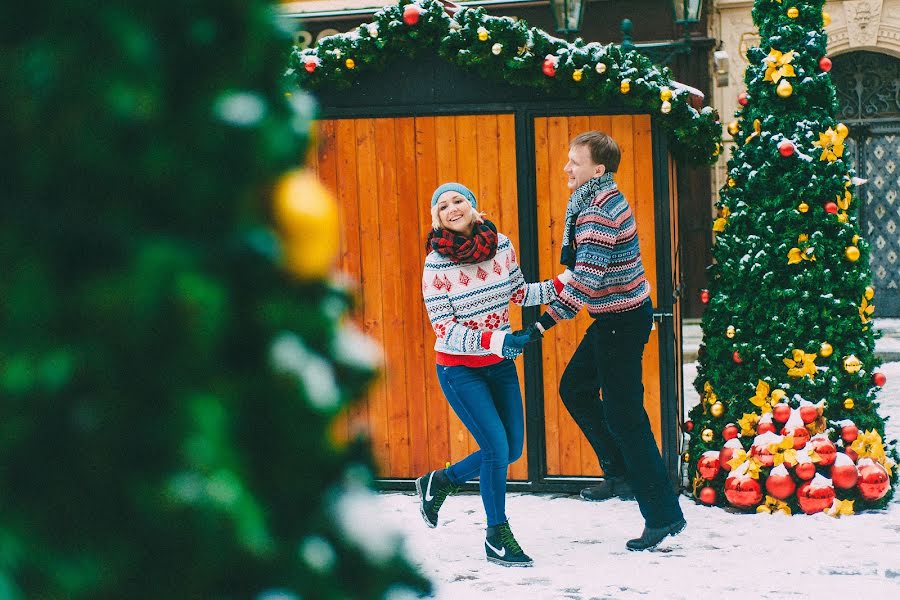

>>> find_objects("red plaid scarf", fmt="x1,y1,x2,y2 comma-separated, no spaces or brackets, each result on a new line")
426,220,498,264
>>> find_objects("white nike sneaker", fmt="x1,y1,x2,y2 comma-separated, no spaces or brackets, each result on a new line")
485,522,533,567
414,469,457,528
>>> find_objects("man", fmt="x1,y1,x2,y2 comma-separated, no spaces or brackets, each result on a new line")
520,131,685,551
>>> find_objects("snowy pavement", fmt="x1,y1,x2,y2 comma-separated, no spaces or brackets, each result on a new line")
377,361,900,599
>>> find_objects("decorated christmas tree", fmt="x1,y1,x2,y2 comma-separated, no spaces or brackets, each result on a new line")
0,1,428,597
686,0,897,516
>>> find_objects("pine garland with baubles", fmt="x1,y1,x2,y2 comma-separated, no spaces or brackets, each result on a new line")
686,0,897,517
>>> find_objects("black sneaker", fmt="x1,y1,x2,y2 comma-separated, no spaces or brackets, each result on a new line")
579,476,634,501
414,469,458,528
626,518,686,551
484,522,533,567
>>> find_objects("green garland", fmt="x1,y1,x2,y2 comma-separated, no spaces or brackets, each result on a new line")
286,0,721,165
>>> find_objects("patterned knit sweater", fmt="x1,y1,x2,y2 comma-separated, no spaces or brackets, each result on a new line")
539,184,650,329
423,233,565,367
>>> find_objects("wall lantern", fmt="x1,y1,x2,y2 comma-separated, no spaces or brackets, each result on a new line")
550,0,585,35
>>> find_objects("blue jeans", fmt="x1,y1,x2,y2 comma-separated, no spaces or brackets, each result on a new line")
436,360,524,527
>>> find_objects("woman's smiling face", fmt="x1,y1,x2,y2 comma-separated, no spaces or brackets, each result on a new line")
435,191,476,235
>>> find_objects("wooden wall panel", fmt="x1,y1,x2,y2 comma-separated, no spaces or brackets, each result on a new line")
534,115,663,476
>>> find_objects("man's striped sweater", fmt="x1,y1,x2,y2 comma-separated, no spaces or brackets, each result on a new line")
423,233,567,367
539,184,650,330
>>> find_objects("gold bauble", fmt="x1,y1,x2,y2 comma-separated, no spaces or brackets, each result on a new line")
865,286,875,300
595,62,607,74
819,342,833,358
726,325,736,339
273,169,340,280
823,11,832,26
776,78,793,98
727,177,736,188
683,452,691,463
836,123,849,137
345,58,355,69
844,398,855,410
787,7,799,19
491,43,503,55
798,202,809,213
572,69,583,82
477,27,489,41
620,79,631,94
843,355,862,374
710,401,725,418
660,100,672,114
727,121,740,136
660,87,673,101
701,428,715,443
845,245,860,262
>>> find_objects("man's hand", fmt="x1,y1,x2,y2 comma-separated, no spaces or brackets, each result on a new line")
512,323,543,345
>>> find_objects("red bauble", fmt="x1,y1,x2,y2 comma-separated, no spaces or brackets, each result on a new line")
304,61,317,73
772,403,791,424
757,421,777,435
799,405,819,424
719,446,737,471
724,474,762,508
857,461,890,501
872,371,887,387
841,423,859,444
824,201,838,214
722,424,739,440
845,446,859,463
831,454,859,489
698,451,722,480
732,351,743,364
751,444,775,467
699,486,717,505
542,58,557,77
683,420,694,433
765,470,796,500
819,56,833,72
794,462,816,480
778,140,795,157
810,437,837,467
699,289,710,304
781,426,810,449
402,5,421,25
738,91,749,106
797,481,835,514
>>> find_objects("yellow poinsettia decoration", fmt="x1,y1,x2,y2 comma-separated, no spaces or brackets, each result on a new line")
813,126,847,162
787,233,816,264
851,429,888,464
763,48,796,83
726,449,748,471
757,495,792,515
713,206,730,232
769,435,798,467
783,348,817,379
703,381,718,406
860,294,875,324
745,118,762,144
826,498,855,517
738,412,760,437
837,190,851,222
749,380,776,413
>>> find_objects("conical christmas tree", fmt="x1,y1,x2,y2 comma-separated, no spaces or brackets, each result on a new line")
686,0,897,516
0,0,428,597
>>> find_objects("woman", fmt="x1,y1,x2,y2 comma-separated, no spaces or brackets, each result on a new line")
416,182,570,567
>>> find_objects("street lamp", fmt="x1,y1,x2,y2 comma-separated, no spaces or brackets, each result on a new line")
621,0,707,65
550,0,585,36
672,0,703,26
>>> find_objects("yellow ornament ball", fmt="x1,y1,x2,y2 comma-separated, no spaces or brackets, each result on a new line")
345,58,355,69
726,325,736,339
787,7,799,19
701,428,715,443
865,286,875,300
843,355,862,374
823,10,831,26
660,87,673,102
477,27,489,42
776,78,793,98
727,121,740,136
727,177,736,188
273,169,340,280
836,123,849,137
819,342,833,358
572,69,583,82
620,79,631,94
683,451,691,463
845,245,861,262
798,202,809,213
844,398,855,410
710,401,725,418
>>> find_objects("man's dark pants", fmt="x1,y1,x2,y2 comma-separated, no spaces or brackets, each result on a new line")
558,299,683,528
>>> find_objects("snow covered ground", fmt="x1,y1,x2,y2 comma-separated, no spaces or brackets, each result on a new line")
377,361,900,599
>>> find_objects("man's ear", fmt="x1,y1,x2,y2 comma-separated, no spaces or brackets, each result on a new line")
594,164,606,177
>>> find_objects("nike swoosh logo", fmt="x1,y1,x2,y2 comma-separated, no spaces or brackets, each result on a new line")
424,472,435,502
485,539,506,557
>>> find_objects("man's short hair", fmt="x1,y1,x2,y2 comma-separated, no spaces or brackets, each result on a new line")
570,131,621,173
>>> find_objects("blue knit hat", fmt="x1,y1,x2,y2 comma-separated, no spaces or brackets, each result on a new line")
431,182,477,209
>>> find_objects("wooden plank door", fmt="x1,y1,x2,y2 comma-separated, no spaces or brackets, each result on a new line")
308,114,530,481
533,114,662,477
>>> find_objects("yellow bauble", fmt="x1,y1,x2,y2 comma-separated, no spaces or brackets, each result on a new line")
726,325,736,339
787,7,799,18
572,69,583,82
710,401,725,418
345,58,355,69
701,428,715,443
776,79,793,98
683,452,691,463
727,121,740,136
798,202,809,213
660,87,673,101
845,245,860,262
843,355,862,373
727,177,736,188
823,11,831,26
660,100,672,114
819,342,833,357
865,286,875,300
477,27,489,41
844,398,855,410
620,79,631,94
836,123,849,137
273,169,340,280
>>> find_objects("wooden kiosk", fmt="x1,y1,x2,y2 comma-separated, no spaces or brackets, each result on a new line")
293,0,720,492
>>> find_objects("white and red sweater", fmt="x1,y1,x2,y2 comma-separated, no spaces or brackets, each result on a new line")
422,233,569,367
